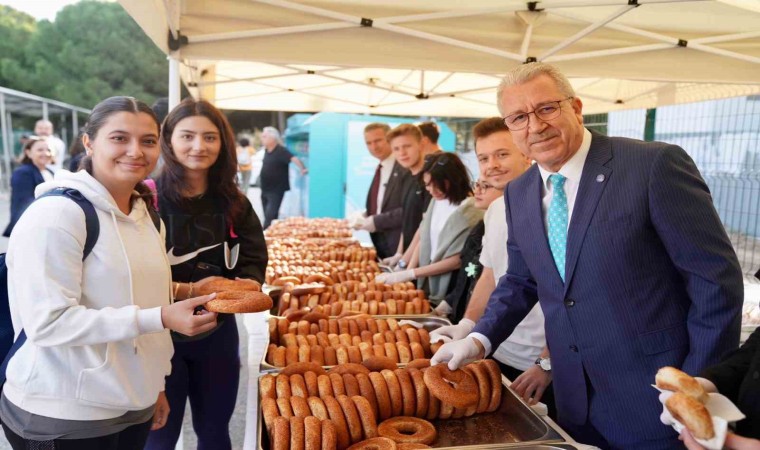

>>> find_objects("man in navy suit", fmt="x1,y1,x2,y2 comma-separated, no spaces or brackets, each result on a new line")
431,62,743,449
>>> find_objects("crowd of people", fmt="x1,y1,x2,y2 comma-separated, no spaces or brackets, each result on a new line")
0,61,757,450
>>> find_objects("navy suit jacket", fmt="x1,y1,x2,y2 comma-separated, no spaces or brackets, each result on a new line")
472,131,743,443
4,164,51,237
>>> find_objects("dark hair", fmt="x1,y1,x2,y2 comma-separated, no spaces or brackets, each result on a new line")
157,97,245,222
68,130,86,158
80,96,160,210
422,152,472,204
418,121,440,144
20,137,46,165
151,97,169,125
239,137,250,147
472,117,510,146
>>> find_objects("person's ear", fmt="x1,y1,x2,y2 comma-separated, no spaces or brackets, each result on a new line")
82,134,93,155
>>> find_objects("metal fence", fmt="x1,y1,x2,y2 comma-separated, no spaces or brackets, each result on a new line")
607,96,760,281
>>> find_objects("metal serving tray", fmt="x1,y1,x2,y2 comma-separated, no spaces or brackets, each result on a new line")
257,373,565,449
261,315,451,372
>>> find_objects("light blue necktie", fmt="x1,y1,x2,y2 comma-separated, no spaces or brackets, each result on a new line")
547,174,568,282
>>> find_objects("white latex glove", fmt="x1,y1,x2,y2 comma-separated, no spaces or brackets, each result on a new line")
430,336,483,371
375,269,416,285
381,253,403,267
359,216,376,232
433,300,452,317
429,318,475,344
351,215,368,230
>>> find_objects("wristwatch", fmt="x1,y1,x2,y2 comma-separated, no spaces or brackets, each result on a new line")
398,260,408,269
535,357,551,372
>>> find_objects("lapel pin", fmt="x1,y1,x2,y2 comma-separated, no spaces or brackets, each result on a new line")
596,174,605,182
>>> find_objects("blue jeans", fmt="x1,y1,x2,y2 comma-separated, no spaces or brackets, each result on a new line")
261,190,285,229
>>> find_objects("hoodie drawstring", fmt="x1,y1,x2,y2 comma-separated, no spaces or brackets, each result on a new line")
110,211,138,354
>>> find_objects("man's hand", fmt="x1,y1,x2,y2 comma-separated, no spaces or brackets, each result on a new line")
430,337,485,370
510,366,552,405
375,269,415,285
429,318,475,344
161,294,218,336
358,216,376,233
151,391,170,430
351,215,368,230
300,168,308,176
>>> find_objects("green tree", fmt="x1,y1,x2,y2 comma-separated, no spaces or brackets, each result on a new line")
0,1,168,108
0,6,36,88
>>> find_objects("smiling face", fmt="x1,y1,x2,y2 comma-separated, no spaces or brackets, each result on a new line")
25,140,52,169
473,180,503,209
499,74,585,173
475,130,531,190
83,111,159,192
169,115,222,174
391,134,422,172
364,128,392,161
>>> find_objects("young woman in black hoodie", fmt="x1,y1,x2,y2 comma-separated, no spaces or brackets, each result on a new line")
144,98,268,450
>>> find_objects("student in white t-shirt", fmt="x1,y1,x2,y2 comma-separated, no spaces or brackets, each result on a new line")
429,117,556,417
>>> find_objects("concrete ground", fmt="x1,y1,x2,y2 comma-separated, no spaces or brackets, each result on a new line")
0,188,265,450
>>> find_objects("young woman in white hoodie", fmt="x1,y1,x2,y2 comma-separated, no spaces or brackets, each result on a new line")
1,96,220,450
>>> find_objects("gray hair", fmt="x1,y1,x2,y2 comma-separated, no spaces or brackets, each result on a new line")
496,62,576,115
262,126,283,144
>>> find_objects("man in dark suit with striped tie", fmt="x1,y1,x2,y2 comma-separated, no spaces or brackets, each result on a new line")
432,62,743,449
354,123,410,259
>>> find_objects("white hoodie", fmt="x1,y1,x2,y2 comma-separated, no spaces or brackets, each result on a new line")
4,171,173,421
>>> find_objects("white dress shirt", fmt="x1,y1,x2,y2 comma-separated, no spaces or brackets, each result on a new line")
376,154,395,214
537,128,592,229
471,128,592,359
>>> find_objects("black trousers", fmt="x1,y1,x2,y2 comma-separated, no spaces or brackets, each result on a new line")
261,190,285,229
2,419,152,450
496,359,557,420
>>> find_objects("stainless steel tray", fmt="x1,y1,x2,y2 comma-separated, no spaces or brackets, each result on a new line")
261,315,451,371
257,373,565,449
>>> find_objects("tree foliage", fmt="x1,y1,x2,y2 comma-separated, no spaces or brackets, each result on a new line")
0,1,167,108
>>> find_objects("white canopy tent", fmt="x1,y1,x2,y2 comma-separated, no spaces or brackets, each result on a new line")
120,0,760,116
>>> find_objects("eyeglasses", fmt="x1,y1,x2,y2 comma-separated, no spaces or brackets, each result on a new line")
502,96,574,131
471,181,494,192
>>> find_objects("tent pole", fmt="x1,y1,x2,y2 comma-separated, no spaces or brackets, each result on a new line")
545,43,672,62
169,55,181,109
539,4,637,60
191,22,353,44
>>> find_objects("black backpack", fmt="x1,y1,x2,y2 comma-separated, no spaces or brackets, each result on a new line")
0,188,159,385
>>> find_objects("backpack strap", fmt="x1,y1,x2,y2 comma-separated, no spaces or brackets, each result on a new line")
37,188,100,259
0,188,100,386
